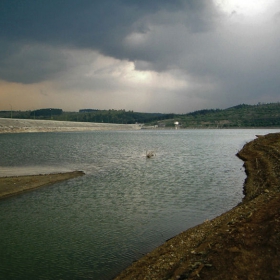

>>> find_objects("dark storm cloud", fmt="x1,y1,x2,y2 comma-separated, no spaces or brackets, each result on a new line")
0,0,187,50
1,0,280,113
0,0,216,83
0,41,72,83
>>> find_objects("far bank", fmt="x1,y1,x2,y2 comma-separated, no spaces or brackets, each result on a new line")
0,118,141,133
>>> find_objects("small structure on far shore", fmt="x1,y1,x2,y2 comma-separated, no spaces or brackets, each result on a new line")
174,121,180,129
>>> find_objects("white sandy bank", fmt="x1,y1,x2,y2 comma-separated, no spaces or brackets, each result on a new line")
0,118,142,133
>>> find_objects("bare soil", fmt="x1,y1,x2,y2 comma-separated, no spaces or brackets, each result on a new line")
0,171,85,199
114,132,280,280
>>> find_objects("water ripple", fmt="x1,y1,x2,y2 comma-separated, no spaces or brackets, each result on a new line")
0,129,279,279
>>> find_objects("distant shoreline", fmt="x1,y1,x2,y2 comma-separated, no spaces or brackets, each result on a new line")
142,126,280,130
1,118,279,133
0,118,141,133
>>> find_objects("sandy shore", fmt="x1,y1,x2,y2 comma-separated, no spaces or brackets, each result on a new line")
114,133,280,279
0,171,85,199
0,118,141,133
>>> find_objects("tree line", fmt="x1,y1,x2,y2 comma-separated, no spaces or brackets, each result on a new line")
1,102,279,128
0,108,174,124
159,103,280,128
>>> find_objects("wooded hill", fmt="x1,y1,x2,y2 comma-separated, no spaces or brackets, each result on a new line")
0,102,279,128
0,108,174,125
160,103,280,128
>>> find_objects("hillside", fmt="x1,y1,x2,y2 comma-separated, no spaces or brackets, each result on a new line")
0,109,174,125
1,102,279,128
157,103,280,128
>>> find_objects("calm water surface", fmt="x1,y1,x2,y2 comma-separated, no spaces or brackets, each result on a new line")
0,129,278,279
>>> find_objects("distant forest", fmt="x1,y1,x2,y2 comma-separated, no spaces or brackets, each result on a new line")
0,102,280,128
0,108,174,125
175,103,280,128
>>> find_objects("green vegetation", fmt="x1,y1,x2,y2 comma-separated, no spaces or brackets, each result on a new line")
61,110,174,124
0,108,174,124
163,103,280,128
30,108,63,118
0,102,279,128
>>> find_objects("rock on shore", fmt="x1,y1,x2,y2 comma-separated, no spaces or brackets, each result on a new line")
0,118,141,133
114,133,280,280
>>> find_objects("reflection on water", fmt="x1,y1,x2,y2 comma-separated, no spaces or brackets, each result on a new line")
0,129,278,279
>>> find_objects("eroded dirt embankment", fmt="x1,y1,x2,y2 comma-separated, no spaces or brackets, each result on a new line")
114,133,280,280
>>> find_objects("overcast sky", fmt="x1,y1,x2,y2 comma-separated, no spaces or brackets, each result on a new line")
0,0,280,113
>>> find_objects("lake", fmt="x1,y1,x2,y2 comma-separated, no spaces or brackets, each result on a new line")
0,129,278,279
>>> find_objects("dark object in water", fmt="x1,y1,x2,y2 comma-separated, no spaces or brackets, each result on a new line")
146,151,156,158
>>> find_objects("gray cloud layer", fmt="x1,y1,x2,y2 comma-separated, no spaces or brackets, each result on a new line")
0,1,216,82
0,0,280,112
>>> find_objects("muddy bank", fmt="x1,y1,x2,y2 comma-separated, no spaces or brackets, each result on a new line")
114,133,280,279
0,171,85,199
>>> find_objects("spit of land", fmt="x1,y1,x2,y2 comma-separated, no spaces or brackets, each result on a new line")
0,171,85,199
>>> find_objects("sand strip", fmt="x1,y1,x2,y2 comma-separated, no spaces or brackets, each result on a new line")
0,118,141,133
0,171,85,199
